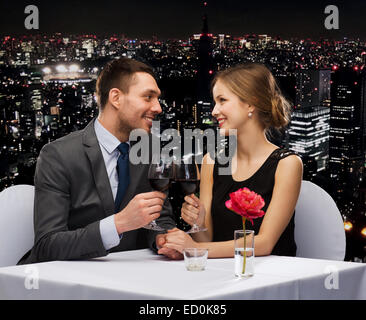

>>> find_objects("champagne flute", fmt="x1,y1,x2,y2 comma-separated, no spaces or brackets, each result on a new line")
145,154,173,231
175,154,207,233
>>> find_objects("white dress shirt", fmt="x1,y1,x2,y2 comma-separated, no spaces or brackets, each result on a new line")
94,118,126,250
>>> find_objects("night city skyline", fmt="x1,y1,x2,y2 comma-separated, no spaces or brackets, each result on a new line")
1,1,366,262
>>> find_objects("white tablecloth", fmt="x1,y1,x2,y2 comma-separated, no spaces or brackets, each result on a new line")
0,249,365,300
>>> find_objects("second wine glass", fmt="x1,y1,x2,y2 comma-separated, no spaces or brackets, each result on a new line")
175,154,207,233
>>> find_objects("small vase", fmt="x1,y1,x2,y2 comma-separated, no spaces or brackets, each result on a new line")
234,229,255,278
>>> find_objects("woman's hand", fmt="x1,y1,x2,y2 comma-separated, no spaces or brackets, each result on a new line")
181,194,206,228
159,228,197,254
156,233,183,260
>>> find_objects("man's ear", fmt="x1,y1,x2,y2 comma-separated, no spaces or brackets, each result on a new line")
108,88,123,110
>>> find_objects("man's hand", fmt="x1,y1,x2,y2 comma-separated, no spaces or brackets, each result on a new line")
114,191,166,234
156,232,183,260
161,228,197,254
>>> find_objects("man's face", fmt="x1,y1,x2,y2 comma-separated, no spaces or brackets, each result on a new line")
117,72,162,134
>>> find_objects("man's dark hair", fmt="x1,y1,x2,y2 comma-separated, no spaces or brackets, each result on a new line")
96,57,155,110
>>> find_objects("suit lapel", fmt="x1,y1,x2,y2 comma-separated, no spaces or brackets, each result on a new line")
82,120,115,217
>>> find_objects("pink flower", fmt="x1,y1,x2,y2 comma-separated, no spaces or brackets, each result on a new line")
225,187,265,225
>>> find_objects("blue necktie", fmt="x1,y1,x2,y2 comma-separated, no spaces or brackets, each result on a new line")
114,142,130,213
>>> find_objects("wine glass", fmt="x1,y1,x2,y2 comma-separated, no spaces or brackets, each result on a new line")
146,154,173,231
175,154,207,233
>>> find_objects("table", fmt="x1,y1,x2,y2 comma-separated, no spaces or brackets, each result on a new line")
0,249,365,299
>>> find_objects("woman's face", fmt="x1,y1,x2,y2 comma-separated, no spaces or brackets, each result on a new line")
212,80,252,135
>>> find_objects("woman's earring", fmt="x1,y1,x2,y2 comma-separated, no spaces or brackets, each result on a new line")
248,112,253,118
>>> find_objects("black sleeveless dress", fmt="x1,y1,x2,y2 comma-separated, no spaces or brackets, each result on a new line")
211,148,297,256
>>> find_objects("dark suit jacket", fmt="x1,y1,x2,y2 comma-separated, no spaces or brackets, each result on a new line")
18,119,176,264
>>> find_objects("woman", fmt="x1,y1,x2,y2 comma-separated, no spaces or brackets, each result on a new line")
159,63,303,258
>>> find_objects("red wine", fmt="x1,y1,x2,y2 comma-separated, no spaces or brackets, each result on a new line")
149,178,171,192
176,179,200,195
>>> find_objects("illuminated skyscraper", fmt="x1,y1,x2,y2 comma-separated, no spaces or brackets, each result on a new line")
28,72,43,111
295,69,331,108
19,72,44,149
27,72,44,141
329,67,366,217
198,100,215,127
288,107,330,172
288,70,331,173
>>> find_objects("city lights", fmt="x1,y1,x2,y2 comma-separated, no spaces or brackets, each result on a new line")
344,221,353,231
56,65,68,73
42,67,51,74
0,31,365,261
69,64,80,72
361,227,366,237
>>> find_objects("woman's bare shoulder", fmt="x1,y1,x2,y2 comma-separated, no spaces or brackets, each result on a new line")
276,154,303,179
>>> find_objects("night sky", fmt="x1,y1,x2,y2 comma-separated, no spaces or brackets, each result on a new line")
0,0,365,39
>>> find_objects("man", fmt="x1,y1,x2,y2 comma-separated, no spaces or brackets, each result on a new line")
19,57,181,264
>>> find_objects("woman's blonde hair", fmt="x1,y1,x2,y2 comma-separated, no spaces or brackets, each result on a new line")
212,63,291,130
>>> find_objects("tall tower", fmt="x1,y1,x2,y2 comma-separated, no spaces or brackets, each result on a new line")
197,1,214,102
196,2,215,128
329,67,366,218
288,69,331,173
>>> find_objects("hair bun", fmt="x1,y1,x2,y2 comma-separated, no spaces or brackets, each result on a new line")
270,91,290,129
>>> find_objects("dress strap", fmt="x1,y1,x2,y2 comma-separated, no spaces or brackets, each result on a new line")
269,148,299,160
